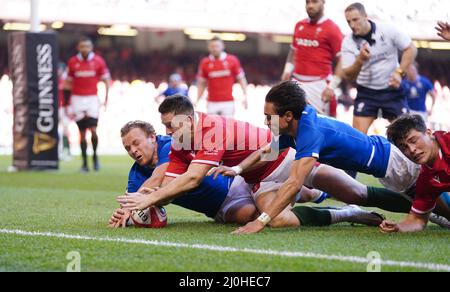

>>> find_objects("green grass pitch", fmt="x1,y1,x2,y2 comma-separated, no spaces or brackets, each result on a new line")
0,155,448,272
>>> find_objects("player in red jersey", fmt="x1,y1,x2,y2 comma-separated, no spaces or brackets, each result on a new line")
281,0,343,117
381,115,450,233
64,37,111,172
196,36,248,117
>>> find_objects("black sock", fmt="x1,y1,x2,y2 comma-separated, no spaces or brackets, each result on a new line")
291,206,332,227
80,140,88,167
366,186,412,213
91,134,98,161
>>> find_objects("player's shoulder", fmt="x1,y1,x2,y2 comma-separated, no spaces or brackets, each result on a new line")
296,18,309,26
67,55,78,65
323,19,342,32
200,56,211,64
157,135,172,147
200,111,225,125
375,21,399,35
299,105,319,126
434,131,450,158
225,53,240,62
419,75,433,85
341,33,356,48
302,105,317,117
93,54,106,63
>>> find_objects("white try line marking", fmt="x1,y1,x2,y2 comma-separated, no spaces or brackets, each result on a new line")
1,228,449,272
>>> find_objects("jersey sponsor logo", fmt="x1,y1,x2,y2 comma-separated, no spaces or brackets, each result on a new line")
208,69,231,78
203,149,220,156
74,70,96,78
295,38,319,47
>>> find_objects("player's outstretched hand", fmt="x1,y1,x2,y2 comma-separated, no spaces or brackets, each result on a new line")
117,193,152,211
379,220,399,233
108,208,131,228
207,166,239,179
436,21,450,41
232,219,265,235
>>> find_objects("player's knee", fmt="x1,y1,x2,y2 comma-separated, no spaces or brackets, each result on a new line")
238,207,259,225
225,204,258,224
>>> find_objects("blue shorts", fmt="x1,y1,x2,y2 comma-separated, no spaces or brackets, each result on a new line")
353,86,408,120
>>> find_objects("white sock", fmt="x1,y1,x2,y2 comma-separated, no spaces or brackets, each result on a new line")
328,208,354,224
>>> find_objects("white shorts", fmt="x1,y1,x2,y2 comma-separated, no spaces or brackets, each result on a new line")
207,101,235,117
214,176,254,223
251,148,313,202
378,145,421,193
71,95,100,122
293,78,330,116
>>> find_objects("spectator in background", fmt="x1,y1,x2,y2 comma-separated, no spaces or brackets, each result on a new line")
341,2,417,135
154,73,189,104
64,36,111,172
401,63,437,123
436,21,450,41
196,36,248,117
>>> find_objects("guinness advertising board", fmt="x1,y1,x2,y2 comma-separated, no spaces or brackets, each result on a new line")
8,32,59,170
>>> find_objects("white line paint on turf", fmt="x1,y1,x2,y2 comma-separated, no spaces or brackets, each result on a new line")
1,228,449,272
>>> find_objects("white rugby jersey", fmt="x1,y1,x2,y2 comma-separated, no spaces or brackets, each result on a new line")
341,21,411,90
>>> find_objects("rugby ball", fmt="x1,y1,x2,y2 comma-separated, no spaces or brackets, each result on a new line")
131,206,167,228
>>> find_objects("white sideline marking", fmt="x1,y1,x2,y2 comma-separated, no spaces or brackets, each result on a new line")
1,228,449,272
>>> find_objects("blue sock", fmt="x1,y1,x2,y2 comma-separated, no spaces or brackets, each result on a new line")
313,192,329,204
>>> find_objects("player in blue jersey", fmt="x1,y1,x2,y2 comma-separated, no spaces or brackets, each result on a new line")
108,120,257,226
109,120,384,228
154,73,189,104
401,63,437,123
212,81,427,234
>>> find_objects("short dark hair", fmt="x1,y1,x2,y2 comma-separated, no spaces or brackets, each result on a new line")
209,35,223,43
121,120,156,137
386,115,427,146
265,81,306,120
78,36,92,45
345,2,367,16
158,94,194,116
